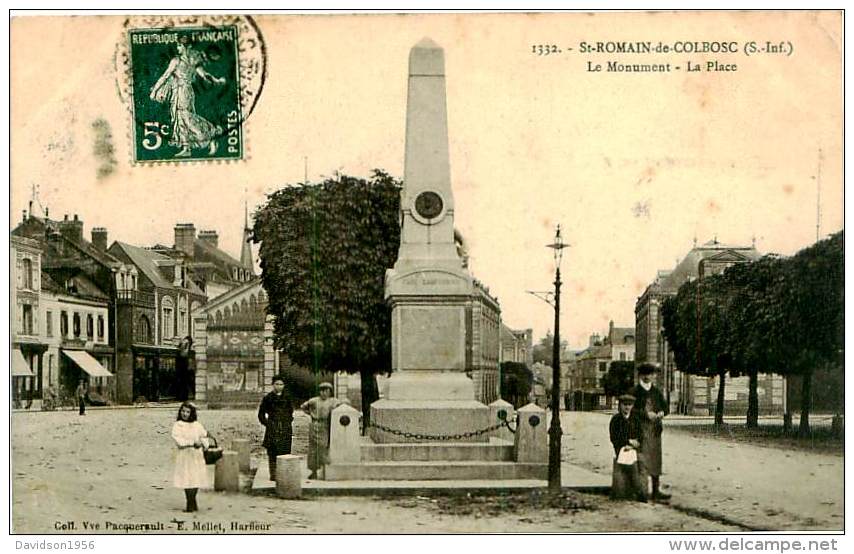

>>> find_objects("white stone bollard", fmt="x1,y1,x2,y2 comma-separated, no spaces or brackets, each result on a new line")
214,450,240,492
231,438,251,472
514,403,548,463
488,399,516,443
275,454,303,499
330,403,362,464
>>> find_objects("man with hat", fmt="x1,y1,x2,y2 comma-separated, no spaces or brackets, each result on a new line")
609,393,647,501
631,363,671,501
258,374,295,481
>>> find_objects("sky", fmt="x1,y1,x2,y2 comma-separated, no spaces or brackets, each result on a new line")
9,11,843,348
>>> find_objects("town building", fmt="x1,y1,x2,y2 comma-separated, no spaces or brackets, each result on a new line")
152,218,255,301
499,325,533,367
11,236,46,407
467,279,501,404
108,241,207,403
635,238,785,415
12,214,118,405
191,279,279,408
567,322,635,410
40,268,113,403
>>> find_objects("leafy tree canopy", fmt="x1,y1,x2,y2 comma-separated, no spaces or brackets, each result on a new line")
253,170,402,381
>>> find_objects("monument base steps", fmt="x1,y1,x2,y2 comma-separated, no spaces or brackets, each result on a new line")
251,456,610,495
361,438,514,462
324,461,548,481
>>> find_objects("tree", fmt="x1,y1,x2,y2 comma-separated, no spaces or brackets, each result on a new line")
532,331,568,367
500,361,533,408
722,257,783,428
661,274,733,426
662,232,844,435
601,360,635,398
253,170,401,431
772,232,843,436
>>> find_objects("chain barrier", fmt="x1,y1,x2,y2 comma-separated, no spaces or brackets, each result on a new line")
367,417,516,442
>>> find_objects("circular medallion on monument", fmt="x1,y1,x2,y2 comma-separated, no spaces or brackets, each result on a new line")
414,191,444,221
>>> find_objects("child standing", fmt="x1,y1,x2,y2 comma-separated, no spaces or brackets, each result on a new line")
172,401,208,512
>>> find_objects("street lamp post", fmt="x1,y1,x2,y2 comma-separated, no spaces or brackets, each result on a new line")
546,225,568,491
526,225,568,492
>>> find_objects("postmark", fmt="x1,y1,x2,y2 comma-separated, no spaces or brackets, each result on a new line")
116,15,266,163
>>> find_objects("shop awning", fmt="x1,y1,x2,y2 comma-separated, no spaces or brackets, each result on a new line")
63,350,113,378
12,350,34,377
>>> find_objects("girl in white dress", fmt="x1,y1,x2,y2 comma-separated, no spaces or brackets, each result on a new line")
172,401,208,512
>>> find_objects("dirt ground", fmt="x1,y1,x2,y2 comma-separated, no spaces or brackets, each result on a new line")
561,412,844,531
11,407,739,534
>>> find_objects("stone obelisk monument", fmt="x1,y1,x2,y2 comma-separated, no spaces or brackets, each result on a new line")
370,38,489,443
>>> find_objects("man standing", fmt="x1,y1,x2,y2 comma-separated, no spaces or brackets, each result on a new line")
257,374,294,481
631,363,671,502
76,379,87,416
176,336,194,401
609,394,646,501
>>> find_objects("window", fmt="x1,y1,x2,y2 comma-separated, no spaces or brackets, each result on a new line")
619,352,626,361
138,315,152,343
162,297,174,340
73,313,81,338
86,314,94,339
97,315,105,340
22,305,34,335
60,311,68,337
22,258,33,290
46,311,53,337
178,297,188,337
598,361,608,373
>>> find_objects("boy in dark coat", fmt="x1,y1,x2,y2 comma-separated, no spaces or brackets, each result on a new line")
257,374,294,481
609,394,647,501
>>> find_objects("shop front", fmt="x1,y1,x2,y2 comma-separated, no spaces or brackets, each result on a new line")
61,348,115,405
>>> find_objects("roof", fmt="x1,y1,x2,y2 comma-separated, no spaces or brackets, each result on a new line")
578,344,611,360
12,216,122,269
199,278,264,312
659,239,761,292
40,269,109,301
610,326,635,345
112,242,174,288
40,271,62,293
194,238,245,272
112,242,205,296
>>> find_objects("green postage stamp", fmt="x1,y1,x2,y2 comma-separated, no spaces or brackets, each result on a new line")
128,26,243,162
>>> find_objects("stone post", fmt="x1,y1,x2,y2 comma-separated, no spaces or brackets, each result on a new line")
514,403,548,463
330,403,362,464
214,450,239,492
488,399,515,443
275,454,303,499
231,438,251,472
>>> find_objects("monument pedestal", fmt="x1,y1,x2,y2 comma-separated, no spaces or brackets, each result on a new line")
371,399,490,444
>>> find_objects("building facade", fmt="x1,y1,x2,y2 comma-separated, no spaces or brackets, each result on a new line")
12,215,117,405
11,236,46,407
192,280,279,408
109,241,207,403
467,279,501,404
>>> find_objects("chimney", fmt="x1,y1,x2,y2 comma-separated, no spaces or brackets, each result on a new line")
198,230,219,248
174,223,196,258
58,213,84,242
22,210,27,223
92,227,108,251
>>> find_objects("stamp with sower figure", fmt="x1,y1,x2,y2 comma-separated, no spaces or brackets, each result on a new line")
123,16,265,163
